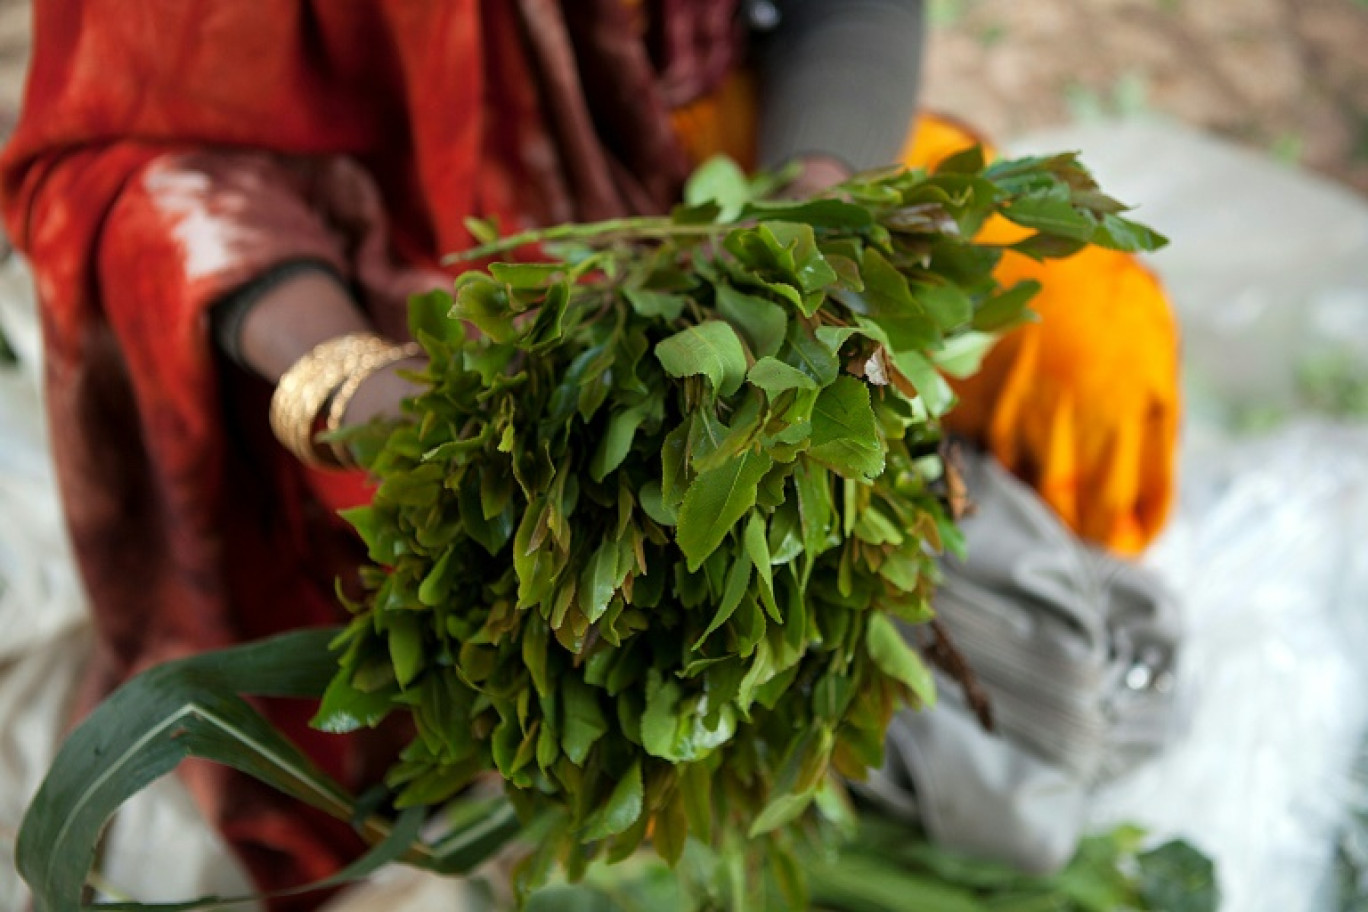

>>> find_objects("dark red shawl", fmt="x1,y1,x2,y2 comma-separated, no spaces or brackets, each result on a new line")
0,1,739,903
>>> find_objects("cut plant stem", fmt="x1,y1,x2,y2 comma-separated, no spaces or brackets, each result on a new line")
444,217,733,263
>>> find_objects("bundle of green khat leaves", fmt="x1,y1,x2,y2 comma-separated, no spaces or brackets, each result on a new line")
319,151,1165,898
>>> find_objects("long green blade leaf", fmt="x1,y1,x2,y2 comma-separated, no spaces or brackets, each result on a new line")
17,629,520,911
19,629,341,911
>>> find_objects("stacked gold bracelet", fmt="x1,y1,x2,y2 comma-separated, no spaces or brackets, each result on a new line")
268,332,421,470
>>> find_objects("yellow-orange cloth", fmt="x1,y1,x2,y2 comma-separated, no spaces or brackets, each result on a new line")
674,87,1180,557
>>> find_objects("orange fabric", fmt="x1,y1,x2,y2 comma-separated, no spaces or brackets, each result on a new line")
900,113,995,174
670,70,760,173
677,102,1180,555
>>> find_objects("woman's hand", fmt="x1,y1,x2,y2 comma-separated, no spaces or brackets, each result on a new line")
783,154,853,198
336,355,426,428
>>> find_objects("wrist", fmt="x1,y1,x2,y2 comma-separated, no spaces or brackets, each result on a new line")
335,355,426,429
268,332,420,469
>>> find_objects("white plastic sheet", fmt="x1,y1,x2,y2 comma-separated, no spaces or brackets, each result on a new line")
0,254,90,912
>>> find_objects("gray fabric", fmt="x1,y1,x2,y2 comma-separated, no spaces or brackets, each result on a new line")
863,697,1090,875
755,0,926,171
858,450,1185,874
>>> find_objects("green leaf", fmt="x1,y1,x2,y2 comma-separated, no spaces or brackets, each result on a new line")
523,617,552,699
716,284,787,358
579,539,628,624
671,200,723,225
934,331,1000,380
625,287,687,321
590,402,651,482
387,611,425,688
915,281,973,332
808,376,885,481
314,673,395,734
761,221,839,296
463,216,501,245
813,670,854,723
743,513,776,617
639,480,678,527
640,670,684,761
680,761,713,844
515,500,558,609
1010,232,1090,260
739,197,874,230
582,761,644,841
696,547,753,648
460,470,513,556
935,144,987,175
1093,213,1169,252
854,505,904,546
653,788,689,867
341,505,399,565
892,349,956,417
676,450,774,571
655,321,749,398
526,281,571,348
660,419,691,511
748,357,818,395
859,247,941,352
793,460,833,560
1002,185,1098,241
748,792,814,839
817,322,875,356
450,273,518,342
866,613,936,706
418,546,455,606
731,596,768,659
561,677,609,766
972,279,1041,332
683,155,751,221
764,725,835,819
489,262,565,288
1137,840,1220,912
784,322,840,387
407,290,464,347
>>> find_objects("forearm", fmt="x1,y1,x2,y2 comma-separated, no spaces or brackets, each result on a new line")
755,0,927,172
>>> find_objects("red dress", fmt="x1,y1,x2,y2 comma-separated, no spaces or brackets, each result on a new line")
1,1,739,903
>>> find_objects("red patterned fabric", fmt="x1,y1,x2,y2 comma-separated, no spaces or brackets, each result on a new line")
0,2,739,906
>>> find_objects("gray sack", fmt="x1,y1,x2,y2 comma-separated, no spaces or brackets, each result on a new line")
855,449,1185,874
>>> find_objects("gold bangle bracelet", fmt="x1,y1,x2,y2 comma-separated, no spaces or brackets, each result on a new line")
268,332,403,469
323,340,422,469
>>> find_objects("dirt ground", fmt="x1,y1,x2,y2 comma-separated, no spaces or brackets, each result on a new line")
922,0,1368,194
0,1,1365,194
